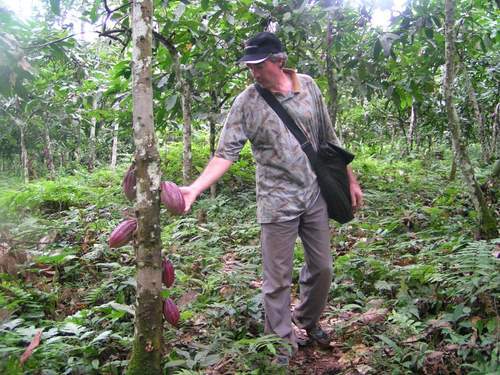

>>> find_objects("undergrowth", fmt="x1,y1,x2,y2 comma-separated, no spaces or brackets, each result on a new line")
0,143,498,374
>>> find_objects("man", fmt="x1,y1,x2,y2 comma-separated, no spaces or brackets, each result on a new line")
180,32,363,358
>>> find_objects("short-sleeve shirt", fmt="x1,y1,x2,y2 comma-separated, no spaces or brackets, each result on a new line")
216,69,340,223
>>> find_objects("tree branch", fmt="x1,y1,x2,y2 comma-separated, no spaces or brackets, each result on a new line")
22,33,81,50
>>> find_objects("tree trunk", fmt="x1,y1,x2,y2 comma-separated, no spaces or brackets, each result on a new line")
209,91,218,198
449,151,457,181
181,78,192,185
492,102,499,160
19,124,29,184
159,37,192,185
89,97,98,171
407,102,417,153
462,66,490,162
43,123,56,179
443,0,497,239
73,118,81,164
126,1,163,374
110,121,119,170
326,16,343,144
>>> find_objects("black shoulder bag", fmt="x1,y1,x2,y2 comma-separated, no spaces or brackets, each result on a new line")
255,84,355,224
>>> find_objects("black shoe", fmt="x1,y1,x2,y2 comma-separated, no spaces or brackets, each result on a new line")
272,353,290,367
295,336,311,347
292,315,331,349
306,325,331,349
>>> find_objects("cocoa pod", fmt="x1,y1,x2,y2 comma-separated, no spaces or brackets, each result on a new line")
108,219,137,248
160,181,185,215
122,164,136,201
162,257,175,288
163,298,180,327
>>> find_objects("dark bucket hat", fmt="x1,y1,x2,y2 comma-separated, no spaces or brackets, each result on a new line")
238,32,284,64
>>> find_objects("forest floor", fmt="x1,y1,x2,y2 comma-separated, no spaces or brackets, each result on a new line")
0,147,498,374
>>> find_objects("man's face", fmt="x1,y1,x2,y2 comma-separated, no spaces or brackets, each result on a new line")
246,59,281,89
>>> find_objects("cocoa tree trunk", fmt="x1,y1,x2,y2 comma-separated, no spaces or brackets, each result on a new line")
407,102,417,152
110,121,119,170
156,34,192,185
73,118,81,164
209,112,217,198
443,0,497,239
8,112,30,182
449,151,457,181
19,124,29,184
43,122,56,179
492,102,499,160
126,1,163,374
462,65,490,162
88,96,98,171
181,80,192,185
209,91,218,198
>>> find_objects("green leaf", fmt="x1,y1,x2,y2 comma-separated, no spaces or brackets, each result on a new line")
379,33,400,57
266,343,276,354
164,359,186,368
91,330,112,344
376,334,399,351
165,95,178,111
173,3,186,21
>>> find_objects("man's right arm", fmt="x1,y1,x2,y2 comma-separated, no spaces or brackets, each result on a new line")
180,156,233,212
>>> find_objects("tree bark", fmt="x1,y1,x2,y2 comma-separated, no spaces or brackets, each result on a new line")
407,102,417,152
181,78,192,185
110,121,119,170
19,124,29,184
209,113,217,198
492,102,499,160
443,0,497,239
462,66,490,162
449,151,457,181
126,1,163,374
88,96,98,171
209,91,218,198
43,122,56,179
159,37,192,185
73,118,81,164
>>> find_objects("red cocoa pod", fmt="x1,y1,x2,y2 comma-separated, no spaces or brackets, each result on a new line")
108,219,137,248
122,164,136,201
163,298,180,327
160,181,185,215
162,257,175,288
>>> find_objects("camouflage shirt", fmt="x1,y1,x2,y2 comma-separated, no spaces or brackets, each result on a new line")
216,69,340,223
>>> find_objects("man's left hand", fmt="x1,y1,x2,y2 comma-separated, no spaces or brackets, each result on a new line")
346,166,363,210
349,181,363,210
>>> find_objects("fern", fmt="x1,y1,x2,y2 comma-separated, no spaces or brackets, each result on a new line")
438,240,500,301
83,284,107,305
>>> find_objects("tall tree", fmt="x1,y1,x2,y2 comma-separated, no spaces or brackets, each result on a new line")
126,0,163,374
443,0,497,239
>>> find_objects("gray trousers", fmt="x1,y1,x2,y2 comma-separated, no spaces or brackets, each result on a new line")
260,194,332,348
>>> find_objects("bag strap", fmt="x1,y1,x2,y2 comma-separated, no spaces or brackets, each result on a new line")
254,84,318,166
